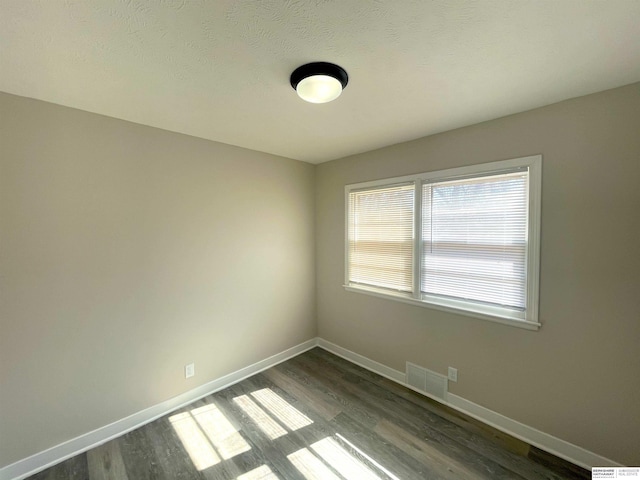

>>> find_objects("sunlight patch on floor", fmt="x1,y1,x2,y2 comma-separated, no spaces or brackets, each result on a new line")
233,394,288,439
170,402,253,471
169,390,393,478
237,464,279,480
191,404,251,460
250,388,313,431
169,411,221,470
288,447,341,480
311,437,383,480
335,433,399,480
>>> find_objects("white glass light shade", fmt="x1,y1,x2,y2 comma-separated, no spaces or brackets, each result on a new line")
296,75,343,103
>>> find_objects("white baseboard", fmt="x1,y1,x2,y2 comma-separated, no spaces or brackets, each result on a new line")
0,338,319,480
446,393,619,470
2,337,620,480
316,339,620,470
316,338,406,384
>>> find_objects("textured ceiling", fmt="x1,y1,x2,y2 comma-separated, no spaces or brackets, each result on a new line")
1,1,640,163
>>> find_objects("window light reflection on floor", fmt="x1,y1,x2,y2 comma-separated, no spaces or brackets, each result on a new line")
288,447,341,480
191,404,251,459
169,403,251,471
233,394,288,439
169,412,221,470
250,388,313,431
237,464,279,480
311,437,383,480
335,433,400,480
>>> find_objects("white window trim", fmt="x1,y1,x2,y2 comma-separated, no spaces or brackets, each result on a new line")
344,155,542,331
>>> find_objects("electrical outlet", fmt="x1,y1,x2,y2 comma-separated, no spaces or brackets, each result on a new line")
185,363,195,379
448,366,458,383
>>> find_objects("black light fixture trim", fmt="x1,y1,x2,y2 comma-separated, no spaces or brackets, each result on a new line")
290,62,349,90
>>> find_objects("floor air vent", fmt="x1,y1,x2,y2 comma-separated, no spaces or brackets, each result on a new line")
406,362,448,401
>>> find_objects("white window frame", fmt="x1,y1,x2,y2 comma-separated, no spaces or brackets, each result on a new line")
344,155,542,330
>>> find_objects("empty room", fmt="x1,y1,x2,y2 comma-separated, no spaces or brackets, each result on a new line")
1,1,639,479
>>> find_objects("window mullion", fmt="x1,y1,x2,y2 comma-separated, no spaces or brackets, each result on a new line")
413,180,422,300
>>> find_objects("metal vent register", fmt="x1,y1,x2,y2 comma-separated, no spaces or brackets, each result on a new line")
406,362,448,400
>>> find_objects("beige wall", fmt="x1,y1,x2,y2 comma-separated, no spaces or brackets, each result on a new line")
2,83,639,469
316,83,640,465
0,93,316,467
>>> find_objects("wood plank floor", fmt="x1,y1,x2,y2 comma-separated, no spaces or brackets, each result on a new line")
27,348,591,480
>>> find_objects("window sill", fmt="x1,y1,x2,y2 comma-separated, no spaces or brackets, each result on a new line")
343,284,541,331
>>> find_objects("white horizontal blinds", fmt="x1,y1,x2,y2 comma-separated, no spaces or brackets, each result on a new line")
348,184,414,292
421,170,529,309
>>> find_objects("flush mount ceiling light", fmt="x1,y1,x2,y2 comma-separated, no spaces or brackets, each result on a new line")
290,62,349,104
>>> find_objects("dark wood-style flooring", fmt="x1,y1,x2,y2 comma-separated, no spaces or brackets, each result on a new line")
27,348,590,479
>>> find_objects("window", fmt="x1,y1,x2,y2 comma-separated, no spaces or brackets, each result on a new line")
345,155,541,329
